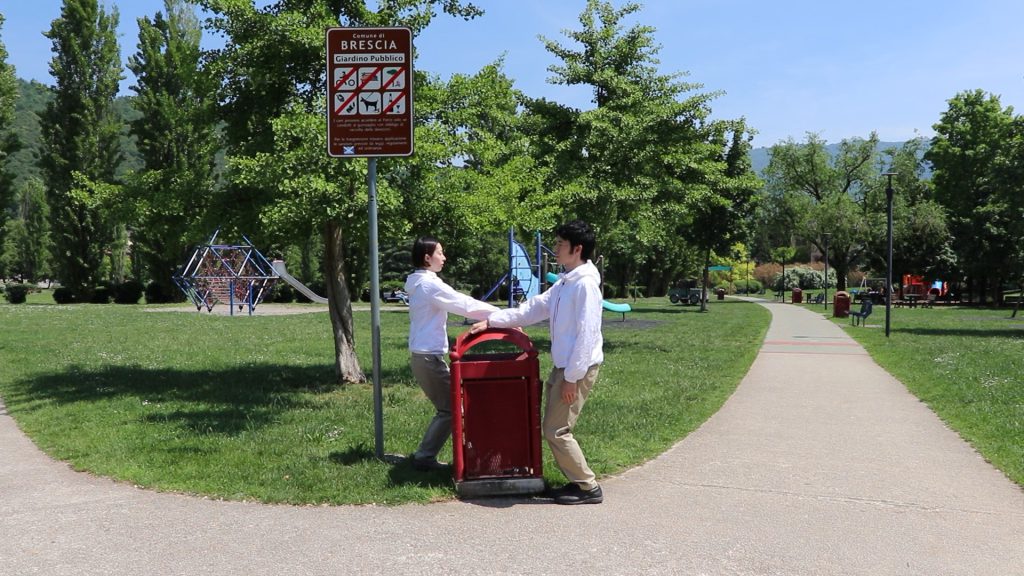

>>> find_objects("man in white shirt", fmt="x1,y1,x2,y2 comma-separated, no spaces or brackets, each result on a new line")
471,220,605,505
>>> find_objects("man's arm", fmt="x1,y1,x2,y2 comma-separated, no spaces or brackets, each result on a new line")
469,285,553,333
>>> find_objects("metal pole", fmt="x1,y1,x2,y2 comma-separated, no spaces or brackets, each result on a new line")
368,157,384,458
884,172,896,338
508,227,514,308
823,233,830,309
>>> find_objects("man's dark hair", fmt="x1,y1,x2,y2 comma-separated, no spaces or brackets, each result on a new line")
411,236,440,268
554,220,596,261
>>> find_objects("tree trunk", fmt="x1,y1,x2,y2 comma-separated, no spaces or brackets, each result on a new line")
700,249,709,312
1012,283,1022,319
324,220,366,384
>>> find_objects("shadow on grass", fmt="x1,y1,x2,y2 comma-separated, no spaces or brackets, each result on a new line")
894,327,1024,338
325,444,452,489
7,362,417,436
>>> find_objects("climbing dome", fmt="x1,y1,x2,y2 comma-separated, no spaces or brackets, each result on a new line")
173,232,278,315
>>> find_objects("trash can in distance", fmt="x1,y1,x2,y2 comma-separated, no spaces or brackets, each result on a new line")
449,327,544,498
716,288,725,300
833,291,850,317
791,287,803,303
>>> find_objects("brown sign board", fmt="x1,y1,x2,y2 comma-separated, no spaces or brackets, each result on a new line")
326,27,414,157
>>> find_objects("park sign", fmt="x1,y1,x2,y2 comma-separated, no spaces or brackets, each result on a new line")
326,27,414,157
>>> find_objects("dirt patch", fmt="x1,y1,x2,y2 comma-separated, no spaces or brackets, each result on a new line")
145,304,329,316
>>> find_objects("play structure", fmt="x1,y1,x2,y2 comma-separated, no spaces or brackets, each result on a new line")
174,231,329,315
902,274,948,298
271,260,328,304
173,231,279,315
483,229,631,318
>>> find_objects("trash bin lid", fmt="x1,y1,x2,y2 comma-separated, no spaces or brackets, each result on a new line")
451,327,537,361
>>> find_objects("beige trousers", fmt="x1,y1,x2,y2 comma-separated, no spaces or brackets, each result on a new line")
410,353,451,461
544,365,601,491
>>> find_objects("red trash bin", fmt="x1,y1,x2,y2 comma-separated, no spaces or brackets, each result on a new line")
833,291,850,317
449,327,545,498
791,287,803,303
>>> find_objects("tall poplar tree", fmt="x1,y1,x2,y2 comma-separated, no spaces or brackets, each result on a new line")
40,0,124,298
0,14,21,251
127,0,218,301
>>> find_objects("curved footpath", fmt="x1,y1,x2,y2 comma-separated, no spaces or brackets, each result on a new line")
2,300,1022,575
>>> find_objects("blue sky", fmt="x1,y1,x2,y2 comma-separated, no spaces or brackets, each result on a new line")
3,1,1023,147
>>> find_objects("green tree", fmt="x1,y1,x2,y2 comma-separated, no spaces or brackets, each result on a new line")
197,0,483,383
125,0,218,300
533,0,735,294
859,139,951,294
681,120,762,311
0,14,21,252
396,61,550,294
762,133,880,291
1,177,52,281
39,0,124,298
991,115,1024,316
926,89,1017,303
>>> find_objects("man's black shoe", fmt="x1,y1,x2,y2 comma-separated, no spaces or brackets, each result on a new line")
554,484,603,505
410,456,448,472
542,483,577,499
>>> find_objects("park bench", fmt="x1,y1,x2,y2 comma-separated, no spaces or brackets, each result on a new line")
850,298,873,326
810,293,825,304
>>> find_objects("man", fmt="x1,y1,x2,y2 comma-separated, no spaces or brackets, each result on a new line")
471,220,604,504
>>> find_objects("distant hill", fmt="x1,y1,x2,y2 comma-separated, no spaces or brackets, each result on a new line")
749,140,929,177
7,78,142,187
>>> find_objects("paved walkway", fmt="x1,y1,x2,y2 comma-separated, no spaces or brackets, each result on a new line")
2,300,1023,575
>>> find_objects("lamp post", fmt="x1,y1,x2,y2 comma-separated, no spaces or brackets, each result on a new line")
883,172,897,338
822,233,830,309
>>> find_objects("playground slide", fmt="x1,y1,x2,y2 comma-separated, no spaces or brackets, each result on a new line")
544,272,631,314
271,260,328,304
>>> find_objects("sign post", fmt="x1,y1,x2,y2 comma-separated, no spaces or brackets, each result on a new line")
326,27,413,459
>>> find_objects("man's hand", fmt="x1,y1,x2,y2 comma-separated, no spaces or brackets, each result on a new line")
561,380,579,404
469,319,488,334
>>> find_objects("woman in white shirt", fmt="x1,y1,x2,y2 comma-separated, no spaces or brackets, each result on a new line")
404,236,498,471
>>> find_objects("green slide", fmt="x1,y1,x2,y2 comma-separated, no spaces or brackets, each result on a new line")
544,272,631,315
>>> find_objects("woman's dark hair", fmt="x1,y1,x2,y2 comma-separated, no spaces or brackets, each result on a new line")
554,220,596,261
411,236,440,268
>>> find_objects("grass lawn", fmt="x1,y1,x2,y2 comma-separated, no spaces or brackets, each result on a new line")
827,305,1024,486
0,297,769,505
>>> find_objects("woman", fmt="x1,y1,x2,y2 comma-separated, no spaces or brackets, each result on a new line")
404,236,498,471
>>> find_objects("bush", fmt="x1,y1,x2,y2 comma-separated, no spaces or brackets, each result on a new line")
90,285,112,304
268,283,295,303
602,284,618,299
735,279,762,294
4,283,30,304
113,280,144,304
53,286,76,304
145,281,176,304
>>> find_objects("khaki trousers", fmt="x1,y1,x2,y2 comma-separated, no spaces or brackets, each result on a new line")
410,353,451,460
544,365,601,491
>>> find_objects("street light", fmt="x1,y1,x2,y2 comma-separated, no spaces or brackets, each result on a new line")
883,172,897,338
822,233,831,309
